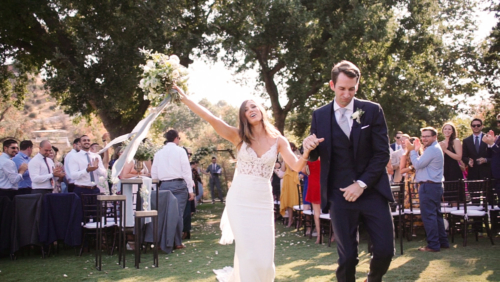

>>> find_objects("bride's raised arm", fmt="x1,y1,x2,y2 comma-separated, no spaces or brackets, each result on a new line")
173,85,240,146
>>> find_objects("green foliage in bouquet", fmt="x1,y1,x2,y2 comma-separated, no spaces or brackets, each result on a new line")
122,139,161,161
138,48,189,104
192,146,217,162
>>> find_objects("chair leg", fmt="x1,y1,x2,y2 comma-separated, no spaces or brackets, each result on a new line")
328,221,333,247
463,220,468,247
484,216,495,245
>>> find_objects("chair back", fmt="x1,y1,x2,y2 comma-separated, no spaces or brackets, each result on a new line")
489,179,498,209
390,182,405,212
80,193,98,224
442,180,462,212
407,182,420,211
297,184,303,210
462,179,490,214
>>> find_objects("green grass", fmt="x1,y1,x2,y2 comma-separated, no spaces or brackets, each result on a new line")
1,203,499,281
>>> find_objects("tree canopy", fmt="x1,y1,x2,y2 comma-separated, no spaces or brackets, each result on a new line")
210,0,482,138
1,0,212,138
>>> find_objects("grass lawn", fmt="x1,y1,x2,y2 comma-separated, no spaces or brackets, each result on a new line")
1,203,499,281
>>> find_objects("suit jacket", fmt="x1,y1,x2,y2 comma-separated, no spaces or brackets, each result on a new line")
462,133,491,180
309,98,393,210
390,143,396,151
487,137,500,180
206,163,222,177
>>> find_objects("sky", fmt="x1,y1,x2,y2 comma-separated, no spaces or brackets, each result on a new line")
187,7,498,108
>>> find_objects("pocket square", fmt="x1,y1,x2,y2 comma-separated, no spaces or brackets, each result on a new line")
361,125,370,129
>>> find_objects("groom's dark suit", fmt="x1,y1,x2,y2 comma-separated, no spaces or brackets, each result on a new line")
309,98,394,282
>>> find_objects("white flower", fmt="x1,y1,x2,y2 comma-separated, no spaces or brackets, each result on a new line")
172,70,180,79
169,55,180,65
351,108,365,124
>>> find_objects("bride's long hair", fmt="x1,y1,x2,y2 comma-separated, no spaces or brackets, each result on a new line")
238,100,281,148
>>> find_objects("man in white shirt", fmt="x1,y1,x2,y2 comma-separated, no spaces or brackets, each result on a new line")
68,135,107,197
152,130,194,249
64,138,81,192
0,139,28,199
29,140,65,195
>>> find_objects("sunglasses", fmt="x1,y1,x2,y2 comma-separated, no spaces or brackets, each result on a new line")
421,136,433,138
496,120,500,123
395,137,400,139
188,153,192,156
471,124,482,128
9,146,19,149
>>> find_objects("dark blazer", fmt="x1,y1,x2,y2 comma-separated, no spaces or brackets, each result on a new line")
487,137,500,180
206,163,221,176
390,143,396,151
309,98,393,210
462,133,491,180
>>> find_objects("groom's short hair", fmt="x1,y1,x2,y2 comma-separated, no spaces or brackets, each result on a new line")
165,130,179,142
331,60,361,84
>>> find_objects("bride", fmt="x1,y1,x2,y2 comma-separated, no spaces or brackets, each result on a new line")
174,85,320,281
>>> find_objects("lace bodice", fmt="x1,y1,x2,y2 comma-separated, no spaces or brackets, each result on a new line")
236,141,278,179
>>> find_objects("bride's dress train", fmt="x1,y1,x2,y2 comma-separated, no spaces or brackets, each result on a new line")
213,141,277,282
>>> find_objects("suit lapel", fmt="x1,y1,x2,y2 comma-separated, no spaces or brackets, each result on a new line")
351,99,362,159
325,102,334,160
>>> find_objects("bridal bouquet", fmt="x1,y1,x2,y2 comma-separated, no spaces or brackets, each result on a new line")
138,48,189,104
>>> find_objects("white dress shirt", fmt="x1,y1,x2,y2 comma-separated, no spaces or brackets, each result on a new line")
0,153,22,189
64,149,78,184
28,153,55,189
68,150,107,186
151,143,194,193
333,98,354,128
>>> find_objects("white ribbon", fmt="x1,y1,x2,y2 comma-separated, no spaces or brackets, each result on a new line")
102,96,172,184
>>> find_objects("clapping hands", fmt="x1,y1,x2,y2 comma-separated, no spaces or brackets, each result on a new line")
482,130,496,146
86,158,99,172
53,166,65,178
405,138,421,152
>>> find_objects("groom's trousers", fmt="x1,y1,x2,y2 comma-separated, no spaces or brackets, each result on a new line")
330,189,395,282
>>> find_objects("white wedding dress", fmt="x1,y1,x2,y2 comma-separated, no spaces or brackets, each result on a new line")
213,141,276,282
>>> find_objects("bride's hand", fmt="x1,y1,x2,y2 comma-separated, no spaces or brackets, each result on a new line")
172,84,188,101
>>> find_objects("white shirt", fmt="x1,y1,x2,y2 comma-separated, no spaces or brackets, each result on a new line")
64,149,78,183
333,98,354,128
151,143,194,193
0,153,22,189
68,150,107,186
28,153,55,189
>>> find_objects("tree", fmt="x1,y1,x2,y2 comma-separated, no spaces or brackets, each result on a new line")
1,0,212,138
211,0,481,138
482,0,500,133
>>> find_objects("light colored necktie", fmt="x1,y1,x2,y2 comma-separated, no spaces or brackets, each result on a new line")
86,153,96,182
338,108,351,139
475,136,480,153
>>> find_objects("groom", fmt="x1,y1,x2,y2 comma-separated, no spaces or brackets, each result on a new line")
303,61,394,282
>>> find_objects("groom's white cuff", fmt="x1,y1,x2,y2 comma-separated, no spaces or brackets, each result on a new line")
356,180,367,189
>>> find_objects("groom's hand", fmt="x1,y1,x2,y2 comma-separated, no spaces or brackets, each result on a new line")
340,182,364,202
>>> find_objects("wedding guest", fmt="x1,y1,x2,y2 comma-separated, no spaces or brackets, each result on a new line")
280,142,300,228
64,138,81,192
29,140,65,195
12,140,33,195
440,123,463,182
462,118,491,180
50,145,64,193
193,161,204,203
204,156,224,204
391,137,405,183
305,159,323,244
483,113,500,206
0,139,27,199
191,161,202,202
90,143,100,153
271,161,283,201
390,131,404,151
151,129,194,249
68,135,106,197
407,127,449,252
